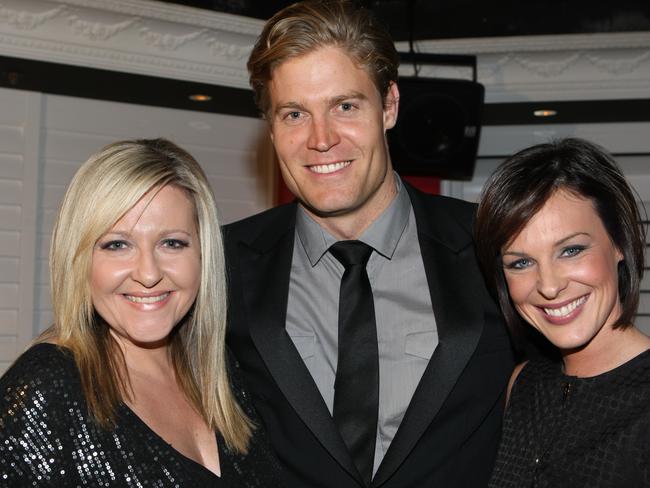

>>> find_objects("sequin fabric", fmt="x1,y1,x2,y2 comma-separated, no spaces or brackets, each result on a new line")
0,343,285,487
489,349,650,488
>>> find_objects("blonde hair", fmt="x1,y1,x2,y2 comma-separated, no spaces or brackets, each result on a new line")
248,0,399,117
43,138,252,452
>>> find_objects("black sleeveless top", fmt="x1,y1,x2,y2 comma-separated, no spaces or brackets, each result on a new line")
489,349,650,487
0,343,285,487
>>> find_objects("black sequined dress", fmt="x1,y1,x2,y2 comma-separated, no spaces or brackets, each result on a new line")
489,349,650,488
0,343,285,487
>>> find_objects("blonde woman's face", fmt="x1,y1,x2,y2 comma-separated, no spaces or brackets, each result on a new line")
90,184,201,349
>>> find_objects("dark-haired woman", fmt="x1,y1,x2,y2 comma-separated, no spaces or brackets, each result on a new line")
476,138,650,487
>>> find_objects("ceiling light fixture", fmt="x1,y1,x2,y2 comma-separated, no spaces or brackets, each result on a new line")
189,94,212,102
533,109,557,117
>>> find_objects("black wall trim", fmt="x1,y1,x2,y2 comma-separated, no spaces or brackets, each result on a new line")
483,99,650,125
0,55,260,119
2,55,649,126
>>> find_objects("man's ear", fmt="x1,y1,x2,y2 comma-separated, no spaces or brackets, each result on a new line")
383,81,400,131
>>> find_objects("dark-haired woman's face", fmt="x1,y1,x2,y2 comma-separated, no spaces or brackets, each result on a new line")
501,190,624,355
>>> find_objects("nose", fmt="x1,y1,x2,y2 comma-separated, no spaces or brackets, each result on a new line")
132,248,163,288
536,263,568,300
307,114,340,152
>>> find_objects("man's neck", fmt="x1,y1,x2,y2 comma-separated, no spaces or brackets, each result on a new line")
301,173,398,240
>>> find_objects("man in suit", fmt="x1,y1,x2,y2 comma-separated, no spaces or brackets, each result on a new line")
225,1,515,486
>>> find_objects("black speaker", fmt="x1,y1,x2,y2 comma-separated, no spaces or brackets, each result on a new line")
388,76,484,181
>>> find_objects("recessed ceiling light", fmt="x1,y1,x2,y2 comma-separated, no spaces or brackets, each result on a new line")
189,94,212,102
533,109,557,117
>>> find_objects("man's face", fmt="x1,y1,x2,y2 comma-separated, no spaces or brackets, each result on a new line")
268,46,399,233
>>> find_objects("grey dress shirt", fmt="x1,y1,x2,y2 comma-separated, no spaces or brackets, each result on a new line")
286,176,438,477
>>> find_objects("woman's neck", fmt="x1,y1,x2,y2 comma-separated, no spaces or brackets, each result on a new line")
562,325,650,377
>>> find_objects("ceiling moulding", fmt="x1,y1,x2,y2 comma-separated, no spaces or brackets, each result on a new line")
0,0,264,89
1,1,649,103
396,32,650,103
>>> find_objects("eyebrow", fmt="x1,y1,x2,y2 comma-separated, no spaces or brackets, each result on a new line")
100,229,193,238
329,91,368,105
503,232,591,256
274,101,305,115
273,91,369,115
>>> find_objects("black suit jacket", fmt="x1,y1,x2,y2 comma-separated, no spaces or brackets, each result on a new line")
224,184,515,487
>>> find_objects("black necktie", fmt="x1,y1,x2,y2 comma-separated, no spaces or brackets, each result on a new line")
329,240,379,486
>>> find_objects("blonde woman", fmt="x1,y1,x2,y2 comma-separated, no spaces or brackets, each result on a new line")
0,139,284,486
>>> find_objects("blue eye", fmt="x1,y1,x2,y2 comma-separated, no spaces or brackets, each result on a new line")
561,245,586,257
341,102,353,111
284,111,302,121
505,258,532,270
100,240,128,251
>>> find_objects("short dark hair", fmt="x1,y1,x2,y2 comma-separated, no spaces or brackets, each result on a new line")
247,0,399,117
475,138,645,337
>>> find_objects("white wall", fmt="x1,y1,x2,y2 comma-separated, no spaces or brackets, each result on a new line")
0,86,272,372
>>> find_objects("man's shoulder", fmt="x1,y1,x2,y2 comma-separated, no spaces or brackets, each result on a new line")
407,184,476,219
404,184,477,243
223,202,297,242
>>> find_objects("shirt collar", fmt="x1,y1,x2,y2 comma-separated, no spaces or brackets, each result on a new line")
296,173,411,266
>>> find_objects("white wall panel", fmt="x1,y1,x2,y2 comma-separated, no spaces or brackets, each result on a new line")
0,311,18,335
0,127,25,155
40,210,58,235
0,231,20,256
0,206,21,231
478,122,650,158
36,235,51,259
0,284,19,309
35,259,49,285
0,155,23,179
0,336,17,376
40,95,272,221
0,180,22,205
0,94,31,124
15,90,42,374
0,258,20,283
43,158,87,185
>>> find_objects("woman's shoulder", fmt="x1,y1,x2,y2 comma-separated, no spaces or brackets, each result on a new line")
0,345,87,485
5,342,75,373
605,347,650,392
505,361,528,406
1,343,80,403
506,355,561,405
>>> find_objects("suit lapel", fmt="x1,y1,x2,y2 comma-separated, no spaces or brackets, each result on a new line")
237,204,362,484
373,186,485,486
